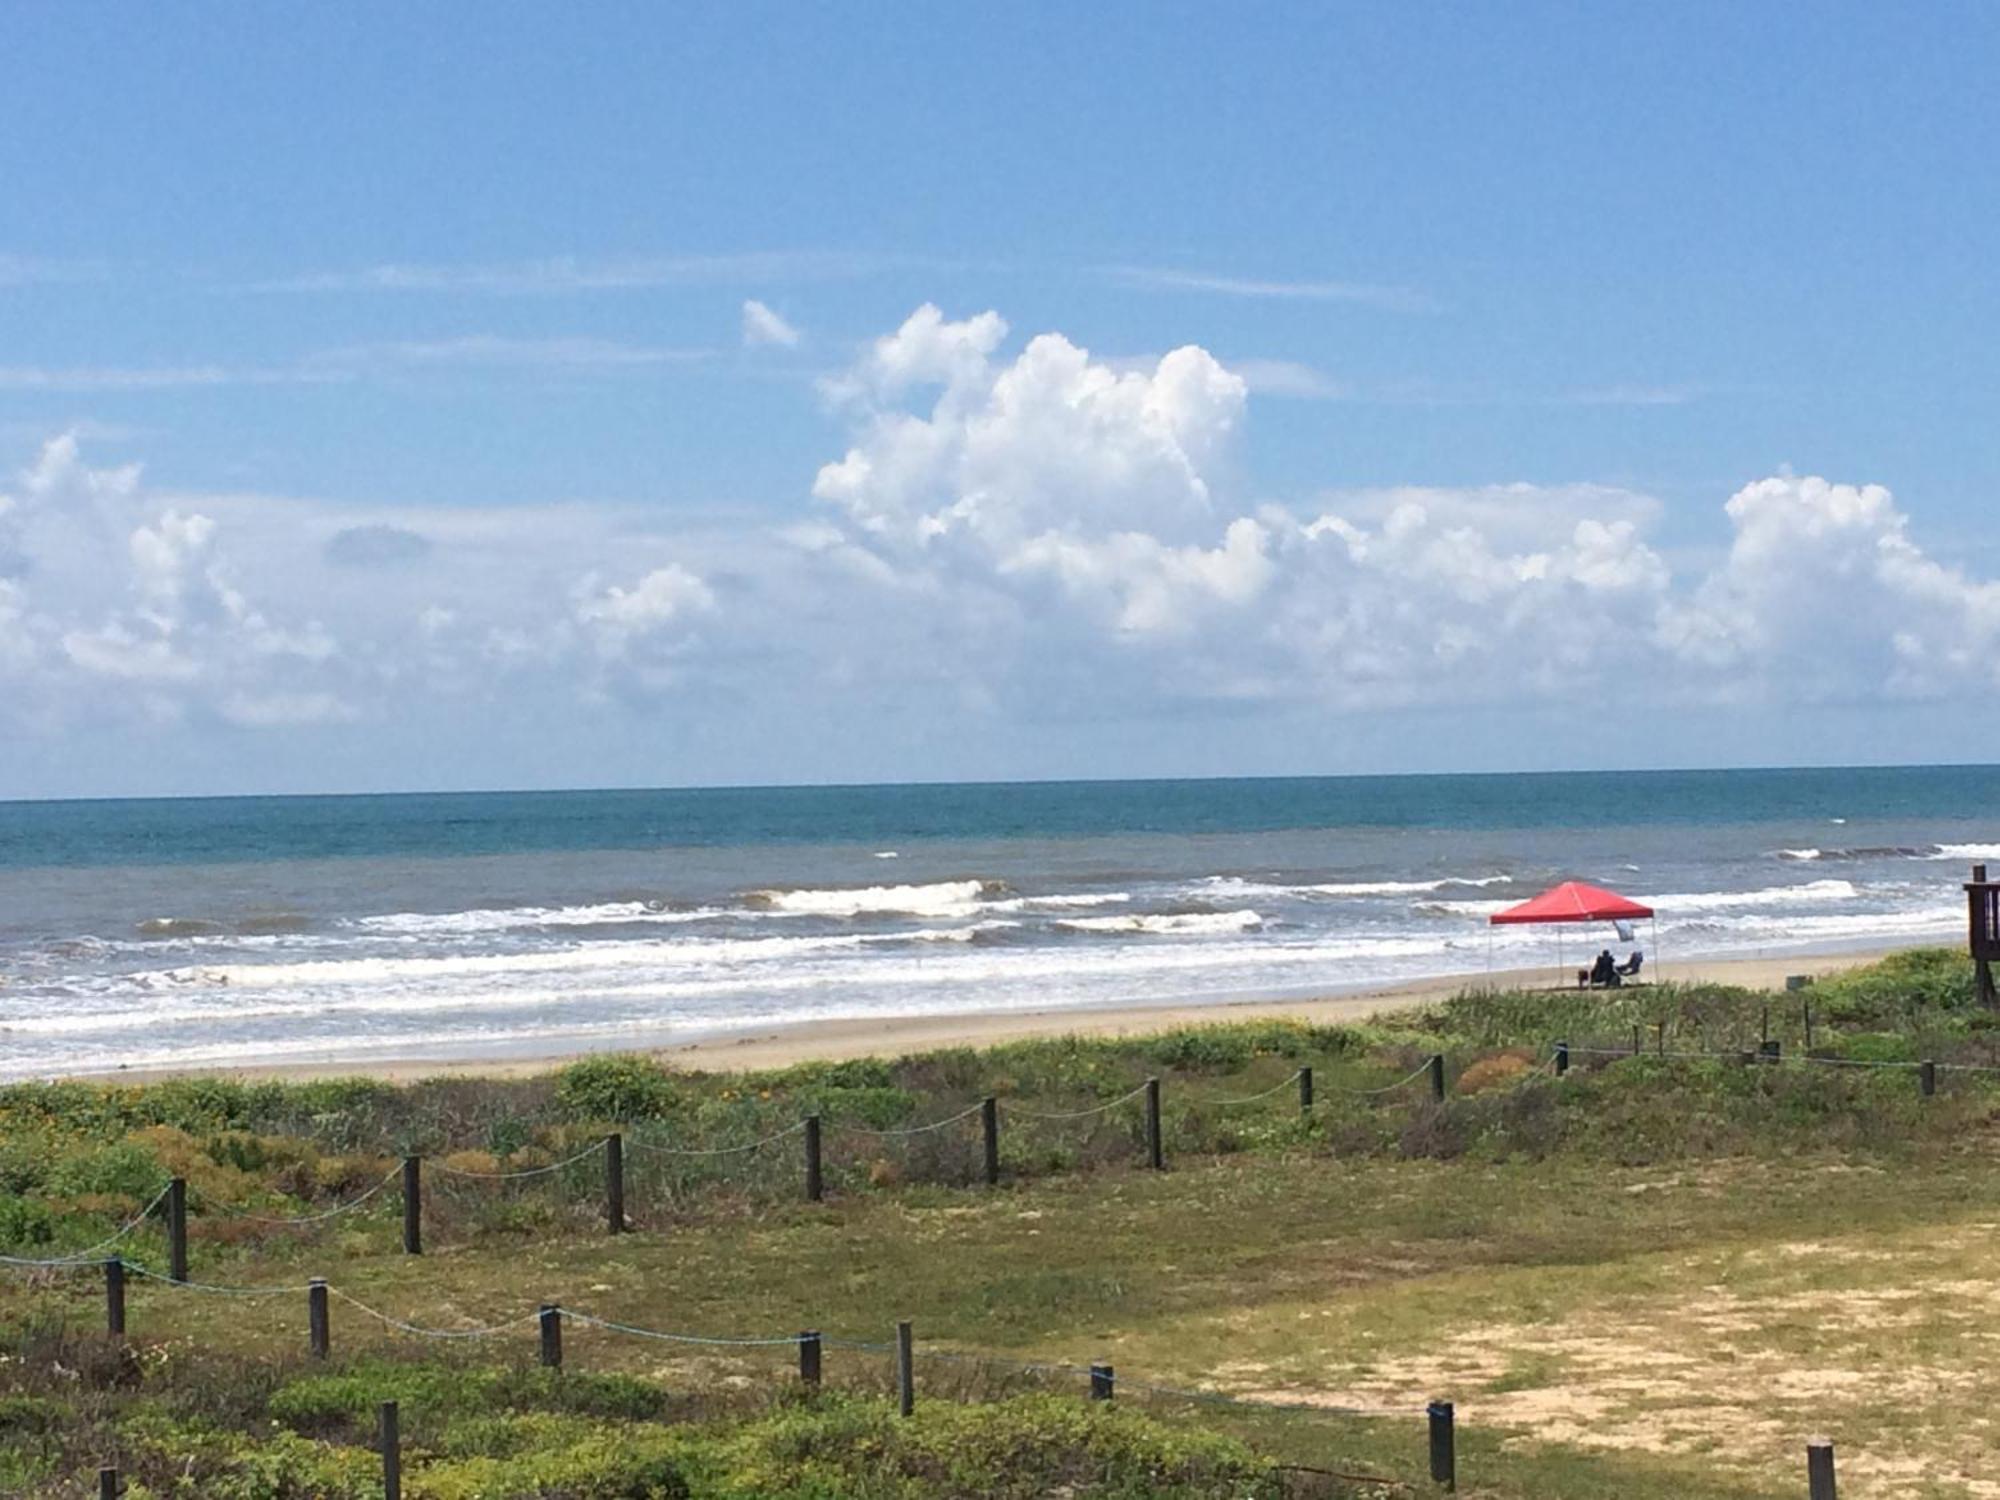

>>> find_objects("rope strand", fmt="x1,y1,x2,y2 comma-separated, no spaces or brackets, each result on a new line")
625,1119,808,1157
836,1102,985,1138
188,1166,401,1225
1006,1082,1151,1121
429,1138,608,1179
327,1286,544,1339
1199,1070,1305,1108
0,1183,171,1268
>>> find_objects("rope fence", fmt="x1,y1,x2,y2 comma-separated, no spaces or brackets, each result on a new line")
5,1028,1986,1280
53,1261,1862,1500
1,1036,1934,1496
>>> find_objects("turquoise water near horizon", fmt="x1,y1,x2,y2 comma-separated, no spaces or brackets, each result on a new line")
0,765,1994,1078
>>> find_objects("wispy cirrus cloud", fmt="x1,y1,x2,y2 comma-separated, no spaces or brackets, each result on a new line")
1555,383,1708,407
0,253,109,288
742,299,802,348
258,250,902,294
1228,358,1348,401
0,364,336,392
0,338,715,394
307,335,715,371
1103,264,1436,312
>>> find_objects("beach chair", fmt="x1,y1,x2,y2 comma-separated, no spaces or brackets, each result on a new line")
1616,952,1643,979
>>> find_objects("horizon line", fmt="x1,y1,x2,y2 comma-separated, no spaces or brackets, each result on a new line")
3,759,1995,810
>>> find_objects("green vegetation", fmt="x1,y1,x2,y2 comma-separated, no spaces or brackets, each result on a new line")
4,949,1998,1496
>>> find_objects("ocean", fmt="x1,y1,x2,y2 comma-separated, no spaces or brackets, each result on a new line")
0,767,1995,1080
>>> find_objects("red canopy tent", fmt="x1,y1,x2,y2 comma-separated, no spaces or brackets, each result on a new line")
1490,881,1653,926
1487,880,1657,985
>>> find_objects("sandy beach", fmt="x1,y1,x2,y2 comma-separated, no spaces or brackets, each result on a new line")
71,946,1903,1086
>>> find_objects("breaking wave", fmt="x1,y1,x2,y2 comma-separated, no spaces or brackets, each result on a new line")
352,902,721,936
747,879,1002,919
1202,874,1509,899
1779,843,2000,862
136,914,315,939
1056,909,1264,937
1644,880,1860,912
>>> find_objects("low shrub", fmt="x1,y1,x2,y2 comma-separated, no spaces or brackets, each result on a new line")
555,1056,686,1122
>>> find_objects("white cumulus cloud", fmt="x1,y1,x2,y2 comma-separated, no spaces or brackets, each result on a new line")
1660,475,2000,697
575,564,717,654
5,304,2000,794
804,305,1996,716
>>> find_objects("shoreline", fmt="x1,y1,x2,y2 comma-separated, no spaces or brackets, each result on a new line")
61,946,1906,1086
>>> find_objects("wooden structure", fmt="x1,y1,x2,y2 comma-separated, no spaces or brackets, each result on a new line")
1970,863,1999,1009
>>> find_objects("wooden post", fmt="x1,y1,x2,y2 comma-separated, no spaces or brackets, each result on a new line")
401,1156,422,1256
97,1468,118,1500
981,1097,1000,1187
1144,1078,1164,1170
539,1303,563,1369
1804,1002,1814,1051
1975,865,1998,1009
1298,1066,1314,1112
308,1278,329,1359
1427,1399,1456,1491
166,1177,187,1283
1920,1059,1937,1097
1090,1363,1114,1401
104,1257,124,1336
605,1133,625,1235
1760,1039,1781,1065
1807,1438,1836,1500
379,1400,401,1500
1427,1053,1445,1101
1631,1023,1641,1057
1554,1041,1569,1078
799,1330,822,1387
804,1115,823,1203
896,1319,915,1417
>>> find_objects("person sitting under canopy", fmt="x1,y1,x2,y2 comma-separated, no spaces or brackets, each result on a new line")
1491,880,1657,990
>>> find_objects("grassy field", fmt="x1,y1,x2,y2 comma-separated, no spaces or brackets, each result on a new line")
3,948,1997,1497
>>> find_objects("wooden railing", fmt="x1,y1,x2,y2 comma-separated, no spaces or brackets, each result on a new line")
1969,864,2000,961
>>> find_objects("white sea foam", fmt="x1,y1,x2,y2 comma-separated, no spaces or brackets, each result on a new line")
1056,909,1264,936
1776,848,1822,861
1643,880,1860,912
1425,879,1862,922
1421,898,1515,920
146,931,889,991
1932,844,2000,861
1203,875,1508,899
352,902,722,936
986,892,1132,913
749,879,994,918
1673,907,1961,940
6,926,1450,1048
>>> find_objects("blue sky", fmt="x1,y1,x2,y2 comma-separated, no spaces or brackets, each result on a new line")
4,3,1999,797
